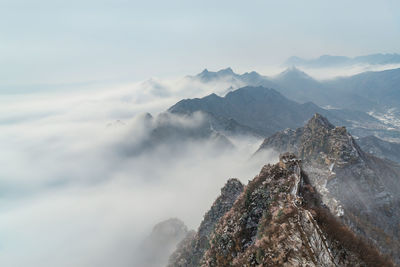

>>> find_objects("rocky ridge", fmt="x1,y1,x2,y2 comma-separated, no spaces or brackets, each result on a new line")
170,154,392,266
168,85,386,139
256,114,400,264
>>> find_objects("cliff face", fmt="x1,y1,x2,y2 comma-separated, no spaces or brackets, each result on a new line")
168,179,244,267
169,154,392,266
257,114,400,264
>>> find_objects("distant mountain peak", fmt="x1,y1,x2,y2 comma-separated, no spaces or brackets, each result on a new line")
217,67,234,74
278,66,313,80
285,53,400,67
194,67,238,82
198,67,235,76
200,68,209,74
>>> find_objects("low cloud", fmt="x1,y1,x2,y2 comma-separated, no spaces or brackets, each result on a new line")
298,63,400,80
3,62,397,266
0,78,276,266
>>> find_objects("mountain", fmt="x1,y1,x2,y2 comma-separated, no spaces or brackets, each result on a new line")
168,179,244,267
357,135,400,163
195,68,236,83
276,67,400,141
168,86,386,138
267,66,378,111
169,153,393,266
285,53,400,68
188,68,279,92
193,66,400,126
137,218,189,267
256,114,400,263
192,68,268,85
169,86,310,136
272,66,400,119
325,68,400,112
270,66,331,104
118,112,233,156
189,66,400,117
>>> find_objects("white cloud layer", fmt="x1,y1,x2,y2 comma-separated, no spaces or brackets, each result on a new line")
0,76,276,267
1,62,399,266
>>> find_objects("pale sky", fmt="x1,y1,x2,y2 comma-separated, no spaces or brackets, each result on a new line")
1,0,399,90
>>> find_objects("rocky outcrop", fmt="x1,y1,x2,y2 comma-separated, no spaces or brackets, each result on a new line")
168,179,244,267
170,154,392,266
257,114,400,264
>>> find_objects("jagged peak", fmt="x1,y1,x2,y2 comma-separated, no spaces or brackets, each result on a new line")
243,70,260,75
217,67,234,75
197,67,235,76
278,66,313,80
220,178,243,196
305,113,335,130
200,68,209,74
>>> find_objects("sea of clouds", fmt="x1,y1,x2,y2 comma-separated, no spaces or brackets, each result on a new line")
1,63,398,266
0,73,276,267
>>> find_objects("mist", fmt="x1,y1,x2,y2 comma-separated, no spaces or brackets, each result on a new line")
0,77,277,267
2,58,400,266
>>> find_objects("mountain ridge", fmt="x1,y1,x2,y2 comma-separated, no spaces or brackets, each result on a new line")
285,53,400,68
168,85,386,138
256,114,400,263
169,153,393,266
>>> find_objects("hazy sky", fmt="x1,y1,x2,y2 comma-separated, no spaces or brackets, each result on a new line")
1,0,400,88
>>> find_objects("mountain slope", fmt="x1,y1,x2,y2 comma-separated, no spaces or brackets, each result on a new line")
325,68,400,111
168,179,244,267
358,135,400,163
169,86,314,136
188,66,400,116
168,86,385,138
271,67,330,104
256,114,400,263
118,112,233,156
189,68,278,90
170,154,393,266
285,53,400,68
272,66,400,119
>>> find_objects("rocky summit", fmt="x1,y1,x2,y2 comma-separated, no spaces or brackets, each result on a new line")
169,153,392,266
257,113,400,264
